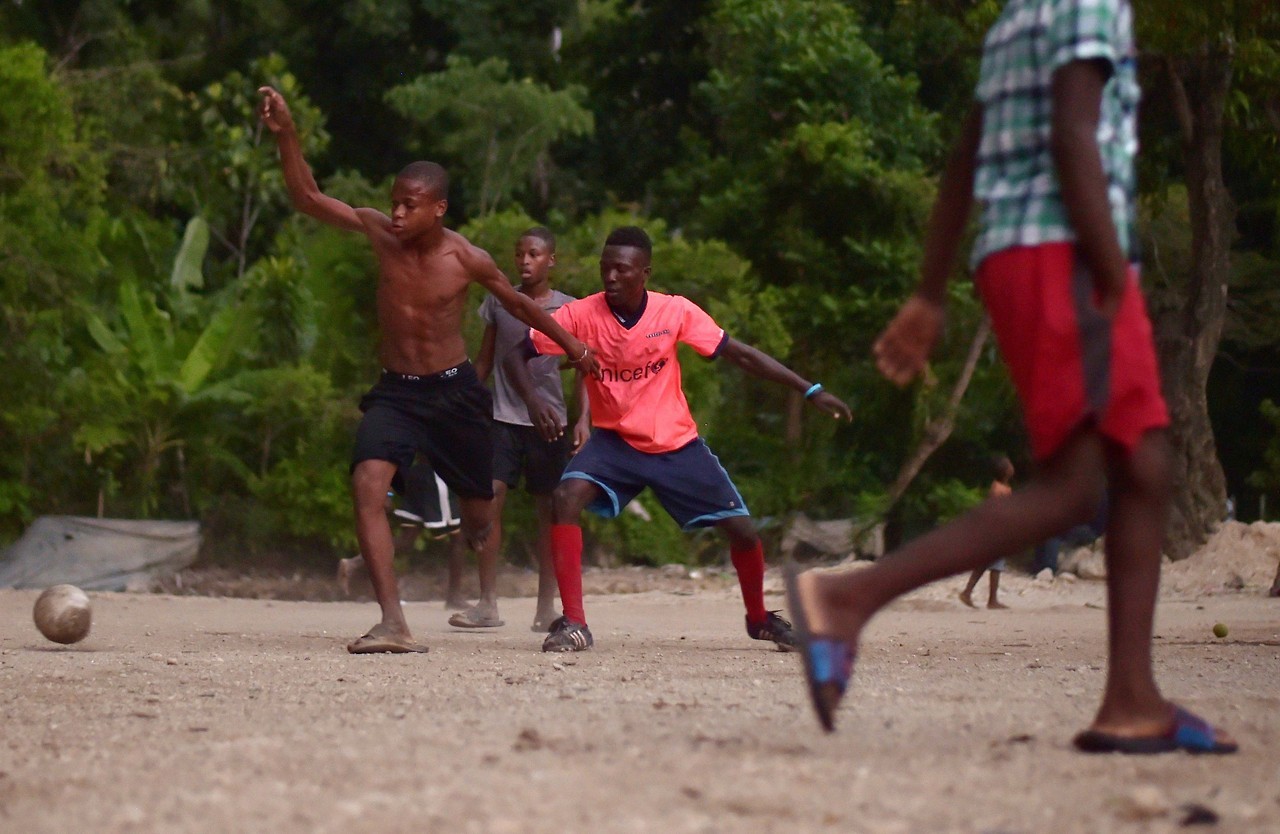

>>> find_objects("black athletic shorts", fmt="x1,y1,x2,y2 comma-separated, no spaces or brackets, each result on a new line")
492,421,574,495
351,363,495,500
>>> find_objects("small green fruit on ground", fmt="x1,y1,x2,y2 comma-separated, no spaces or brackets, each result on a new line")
1212,623,1228,638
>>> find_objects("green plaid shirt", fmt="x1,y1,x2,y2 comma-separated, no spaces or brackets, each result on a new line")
971,0,1139,268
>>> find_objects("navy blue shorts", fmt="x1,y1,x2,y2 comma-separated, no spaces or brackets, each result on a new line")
562,429,749,530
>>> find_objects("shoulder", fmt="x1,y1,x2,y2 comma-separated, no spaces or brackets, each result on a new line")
445,230,496,269
356,207,392,234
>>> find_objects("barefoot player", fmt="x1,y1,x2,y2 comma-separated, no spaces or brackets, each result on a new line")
259,86,598,654
449,227,589,632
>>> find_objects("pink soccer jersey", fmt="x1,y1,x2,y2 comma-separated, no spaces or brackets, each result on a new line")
531,291,727,453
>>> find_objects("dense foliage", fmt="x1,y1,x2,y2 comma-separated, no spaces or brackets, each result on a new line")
2,1,1277,565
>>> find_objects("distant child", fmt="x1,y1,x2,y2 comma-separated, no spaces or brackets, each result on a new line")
959,455,1014,609
786,0,1236,753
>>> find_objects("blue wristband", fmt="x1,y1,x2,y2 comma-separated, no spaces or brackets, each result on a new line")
804,383,823,399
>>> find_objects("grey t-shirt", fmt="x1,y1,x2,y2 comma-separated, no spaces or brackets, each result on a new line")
479,289,576,427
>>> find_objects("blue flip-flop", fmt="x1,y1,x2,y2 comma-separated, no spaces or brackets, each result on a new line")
1073,704,1238,754
783,562,856,733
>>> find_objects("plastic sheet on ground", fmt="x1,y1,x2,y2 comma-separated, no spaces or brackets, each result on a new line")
0,516,201,592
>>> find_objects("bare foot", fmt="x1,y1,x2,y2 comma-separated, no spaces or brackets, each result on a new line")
336,557,366,597
346,622,429,654
987,601,1009,610
531,609,558,632
447,602,504,629
958,589,976,608
444,595,469,611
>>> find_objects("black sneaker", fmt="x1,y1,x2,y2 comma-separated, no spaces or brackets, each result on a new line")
746,610,799,652
542,617,594,652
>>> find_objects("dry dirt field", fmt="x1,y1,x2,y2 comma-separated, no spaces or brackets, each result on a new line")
2,525,1279,834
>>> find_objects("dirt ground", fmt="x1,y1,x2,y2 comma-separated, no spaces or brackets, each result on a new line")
2,524,1280,833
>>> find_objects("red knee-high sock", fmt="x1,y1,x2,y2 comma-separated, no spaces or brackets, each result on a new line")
731,540,767,624
551,524,586,625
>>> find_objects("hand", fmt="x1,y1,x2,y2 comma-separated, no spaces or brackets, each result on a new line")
873,294,946,387
809,391,853,422
527,395,564,443
1092,264,1131,320
565,345,601,379
257,86,295,134
571,419,591,454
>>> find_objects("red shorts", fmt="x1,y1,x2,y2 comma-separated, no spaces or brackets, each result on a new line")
975,243,1168,461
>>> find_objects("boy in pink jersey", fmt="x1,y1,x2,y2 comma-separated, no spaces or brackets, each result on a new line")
527,227,852,652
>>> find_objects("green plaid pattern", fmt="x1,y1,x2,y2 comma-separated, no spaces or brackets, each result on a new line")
971,0,1139,268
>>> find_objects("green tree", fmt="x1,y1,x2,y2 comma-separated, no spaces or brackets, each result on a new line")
1137,0,1280,555
387,56,594,216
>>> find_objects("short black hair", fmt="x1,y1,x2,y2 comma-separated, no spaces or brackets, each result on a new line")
396,161,449,200
520,226,556,251
604,226,651,255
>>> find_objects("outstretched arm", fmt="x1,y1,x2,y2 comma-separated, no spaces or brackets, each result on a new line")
464,249,600,378
258,86,365,233
718,338,852,421
874,104,982,387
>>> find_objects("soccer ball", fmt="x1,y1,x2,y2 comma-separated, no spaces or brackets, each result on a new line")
33,585,92,644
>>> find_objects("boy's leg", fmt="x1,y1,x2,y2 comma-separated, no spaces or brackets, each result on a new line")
444,531,469,610
532,493,559,631
720,517,799,650
448,496,501,624
449,484,506,627
987,569,1006,609
549,478,598,626
1085,431,1176,734
958,570,982,607
795,427,1107,645
348,459,427,652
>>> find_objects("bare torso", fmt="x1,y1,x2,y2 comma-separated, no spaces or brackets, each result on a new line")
366,224,476,375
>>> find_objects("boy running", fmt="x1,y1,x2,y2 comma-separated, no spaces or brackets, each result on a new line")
259,87,598,654
785,0,1237,753
524,226,852,653
448,227,590,631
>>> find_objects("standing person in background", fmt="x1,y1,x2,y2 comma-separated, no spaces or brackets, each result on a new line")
959,455,1015,609
449,227,590,631
785,0,1237,753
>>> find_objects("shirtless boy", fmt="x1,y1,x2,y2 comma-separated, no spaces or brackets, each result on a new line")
258,87,598,654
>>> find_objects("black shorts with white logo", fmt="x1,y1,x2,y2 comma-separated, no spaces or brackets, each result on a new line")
351,363,495,500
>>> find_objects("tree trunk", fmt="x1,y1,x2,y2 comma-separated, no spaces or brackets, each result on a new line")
1149,51,1234,559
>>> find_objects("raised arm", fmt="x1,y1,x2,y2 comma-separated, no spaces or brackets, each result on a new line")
718,338,852,421
873,104,982,387
258,86,365,234
462,247,600,378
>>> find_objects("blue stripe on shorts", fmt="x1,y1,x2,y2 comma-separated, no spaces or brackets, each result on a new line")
561,429,749,530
